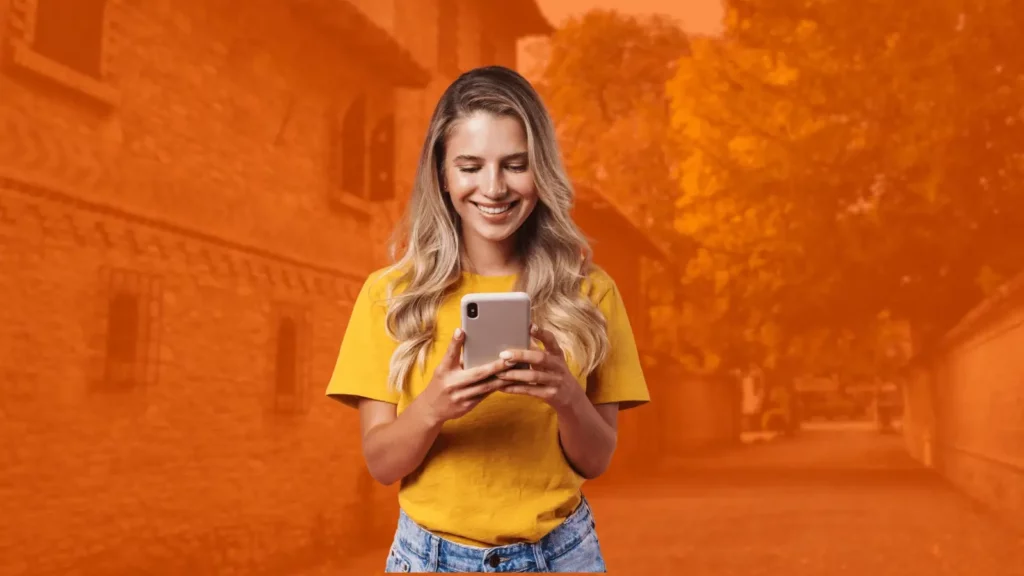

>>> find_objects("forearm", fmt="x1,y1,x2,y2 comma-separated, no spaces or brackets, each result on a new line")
362,399,443,486
556,396,617,479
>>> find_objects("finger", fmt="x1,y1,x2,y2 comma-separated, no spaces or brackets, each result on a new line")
501,384,556,400
453,377,508,402
456,358,511,386
530,324,564,358
439,328,465,371
498,369,559,385
499,348,548,368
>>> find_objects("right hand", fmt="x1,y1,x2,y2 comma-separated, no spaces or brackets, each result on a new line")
417,328,510,425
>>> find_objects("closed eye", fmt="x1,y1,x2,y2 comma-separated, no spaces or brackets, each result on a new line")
457,164,528,173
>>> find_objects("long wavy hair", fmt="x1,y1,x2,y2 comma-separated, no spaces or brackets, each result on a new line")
381,66,609,393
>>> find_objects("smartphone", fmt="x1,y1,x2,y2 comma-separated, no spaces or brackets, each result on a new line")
460,292,532,370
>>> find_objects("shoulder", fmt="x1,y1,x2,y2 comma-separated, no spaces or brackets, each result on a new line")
356,265,407,306
579,264,619,305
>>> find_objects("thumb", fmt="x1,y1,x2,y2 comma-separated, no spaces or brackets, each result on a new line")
441,327,465,371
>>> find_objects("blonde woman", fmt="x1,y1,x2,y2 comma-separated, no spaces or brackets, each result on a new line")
327,66,649,573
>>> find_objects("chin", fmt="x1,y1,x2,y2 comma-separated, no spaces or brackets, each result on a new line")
472,224,520,243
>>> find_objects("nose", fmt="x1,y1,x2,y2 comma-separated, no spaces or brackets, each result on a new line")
481,168,508,200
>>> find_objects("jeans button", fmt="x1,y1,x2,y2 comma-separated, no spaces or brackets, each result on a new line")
487,554,501,568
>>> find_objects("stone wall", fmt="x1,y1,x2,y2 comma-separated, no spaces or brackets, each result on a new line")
901,271,1024,530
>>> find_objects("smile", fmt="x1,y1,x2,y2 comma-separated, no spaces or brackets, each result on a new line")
472,200,518,215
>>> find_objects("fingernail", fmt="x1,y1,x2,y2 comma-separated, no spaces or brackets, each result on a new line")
530,324,539,333
499,351,512,359
505,359,516,366
454,328,462,338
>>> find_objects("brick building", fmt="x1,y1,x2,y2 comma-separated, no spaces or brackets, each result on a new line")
0,0,548,574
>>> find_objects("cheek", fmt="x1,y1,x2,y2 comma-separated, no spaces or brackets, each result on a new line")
448,170,478,195
448,182,477,206
509,172,538,200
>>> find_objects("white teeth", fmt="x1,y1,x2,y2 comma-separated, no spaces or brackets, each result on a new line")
476,203,512,215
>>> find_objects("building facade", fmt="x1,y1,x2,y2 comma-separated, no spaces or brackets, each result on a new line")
0,0,548,574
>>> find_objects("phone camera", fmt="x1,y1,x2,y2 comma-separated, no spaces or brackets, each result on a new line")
467,303,478,318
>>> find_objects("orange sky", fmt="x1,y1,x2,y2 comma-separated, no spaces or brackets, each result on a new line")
535,0,724,36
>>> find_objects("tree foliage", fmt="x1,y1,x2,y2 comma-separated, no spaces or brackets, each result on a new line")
535,2,1023,378
668,0,1024,373
532,10,691,250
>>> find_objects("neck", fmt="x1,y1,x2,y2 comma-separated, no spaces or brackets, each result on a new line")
461,233,520,277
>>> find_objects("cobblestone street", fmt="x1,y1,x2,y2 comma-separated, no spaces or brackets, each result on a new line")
296,424,1024,575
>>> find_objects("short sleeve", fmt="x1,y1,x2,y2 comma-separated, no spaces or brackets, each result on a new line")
587,280,651,410
325,273,400,409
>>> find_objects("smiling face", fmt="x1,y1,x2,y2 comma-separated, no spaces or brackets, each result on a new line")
441,111,539,268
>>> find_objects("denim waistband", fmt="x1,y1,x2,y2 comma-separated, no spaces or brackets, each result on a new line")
392,494,599,572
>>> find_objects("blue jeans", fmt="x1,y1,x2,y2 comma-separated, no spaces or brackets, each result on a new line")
384,495,607,573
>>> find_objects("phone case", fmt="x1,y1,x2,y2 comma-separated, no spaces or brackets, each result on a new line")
460,292,532,369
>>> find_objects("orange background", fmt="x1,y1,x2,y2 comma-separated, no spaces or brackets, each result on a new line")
1,0,1022,574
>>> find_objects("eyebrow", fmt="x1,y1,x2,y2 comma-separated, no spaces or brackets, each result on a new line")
452,152,528,163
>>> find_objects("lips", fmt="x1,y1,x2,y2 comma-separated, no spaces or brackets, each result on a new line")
472,200,519,215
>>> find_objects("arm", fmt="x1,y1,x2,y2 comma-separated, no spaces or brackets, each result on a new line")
556,391,619,479
498,325,622,479
357,329,512,486
358,397,442,486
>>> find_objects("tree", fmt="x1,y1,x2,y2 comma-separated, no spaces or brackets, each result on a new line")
667,0,1024,376
532,10,691,251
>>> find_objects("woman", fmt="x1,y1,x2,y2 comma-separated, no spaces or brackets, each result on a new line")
326,65,649,573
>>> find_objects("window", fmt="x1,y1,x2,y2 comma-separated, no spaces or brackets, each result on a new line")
275,317,298,398
33,0,107,79
368,115,395,203
341,96,366,196
437,0,458,74
271,306,309,415
97,267,161,392
328,96,395,214
104,291,139,387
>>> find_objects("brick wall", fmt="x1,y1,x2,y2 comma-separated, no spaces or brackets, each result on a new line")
0,0,414,573
0,178,391,575
902,271,1024,531
0,0,535,572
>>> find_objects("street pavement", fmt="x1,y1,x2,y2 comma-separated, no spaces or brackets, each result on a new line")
297,422,1024,575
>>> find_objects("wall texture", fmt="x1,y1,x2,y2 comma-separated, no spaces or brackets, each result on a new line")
0,0,503,573
901,270,1024,530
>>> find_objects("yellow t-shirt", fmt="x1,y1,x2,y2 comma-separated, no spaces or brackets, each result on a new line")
326,266,650,547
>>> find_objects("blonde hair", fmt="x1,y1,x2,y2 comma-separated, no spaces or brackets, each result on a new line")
381,66,609,393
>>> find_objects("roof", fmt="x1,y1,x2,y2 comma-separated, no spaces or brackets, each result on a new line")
290,0,431,88
572,185,675,264
476,0,554,37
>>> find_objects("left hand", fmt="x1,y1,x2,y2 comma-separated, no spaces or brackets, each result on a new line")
497,324,584,413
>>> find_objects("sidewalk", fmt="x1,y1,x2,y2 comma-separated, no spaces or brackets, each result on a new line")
584,426,1024,575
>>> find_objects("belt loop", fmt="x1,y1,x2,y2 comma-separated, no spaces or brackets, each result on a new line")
532,541,549,572
427,531,442,572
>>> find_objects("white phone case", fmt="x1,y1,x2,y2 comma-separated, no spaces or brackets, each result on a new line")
460,292,532,369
